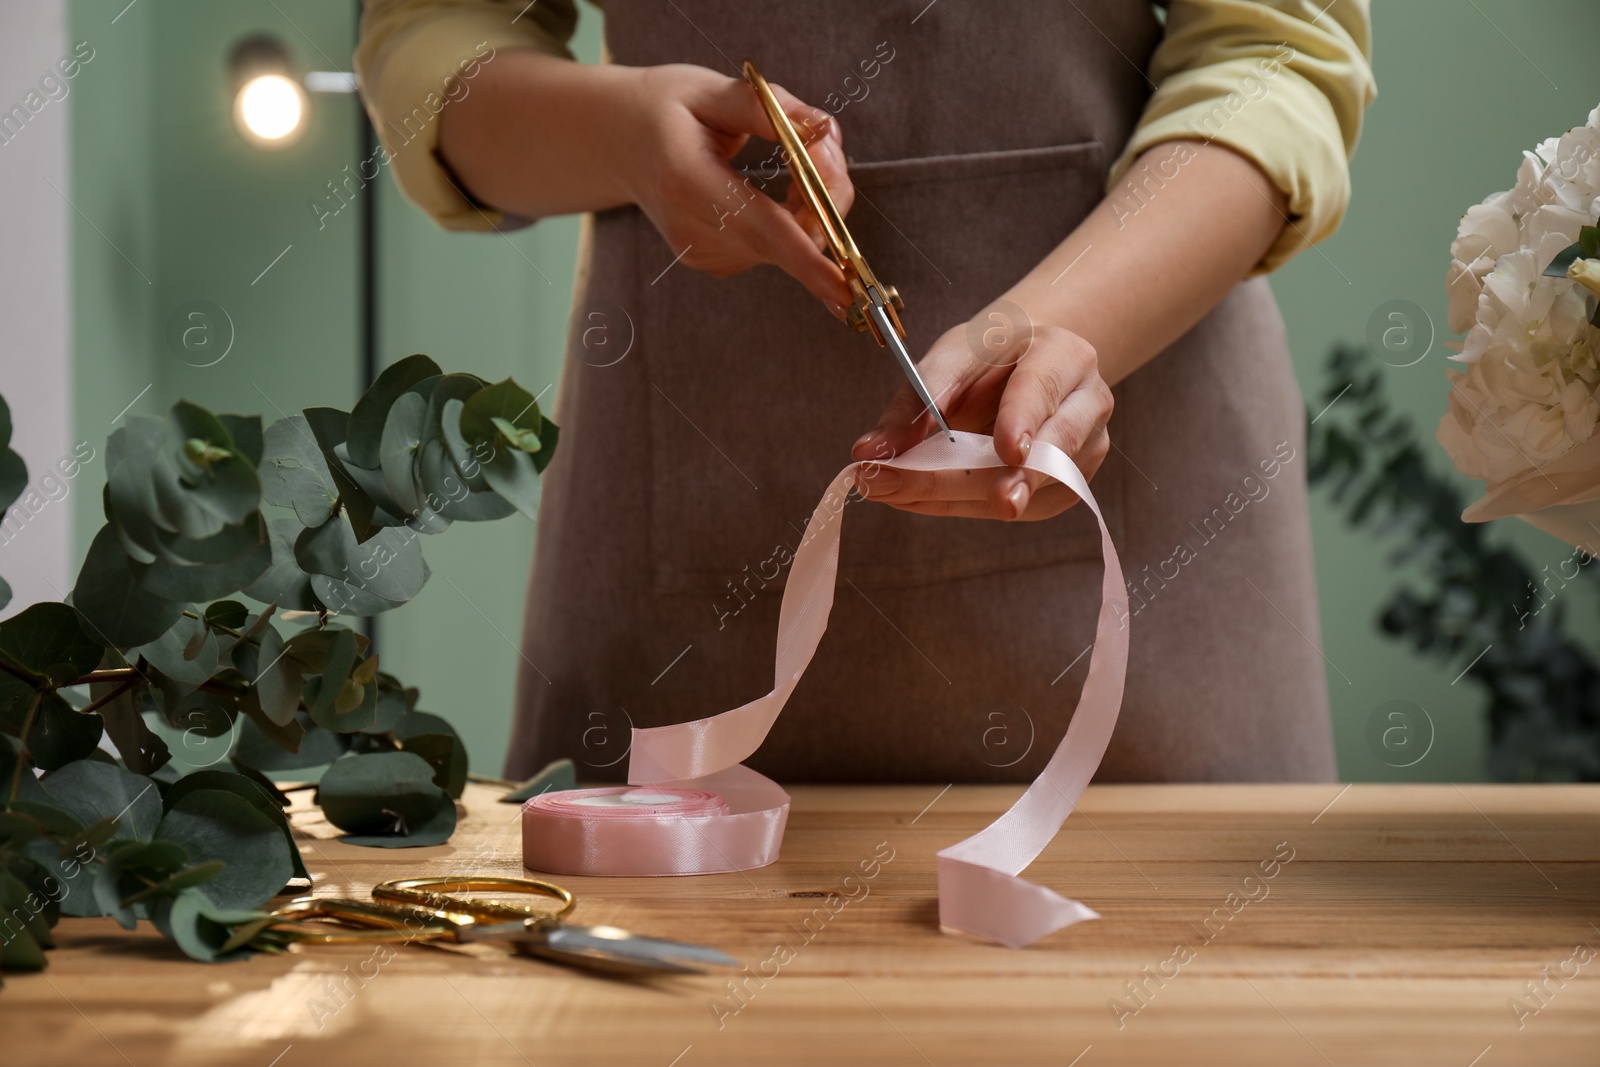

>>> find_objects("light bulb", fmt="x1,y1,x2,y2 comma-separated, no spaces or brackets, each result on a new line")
235,74,304,144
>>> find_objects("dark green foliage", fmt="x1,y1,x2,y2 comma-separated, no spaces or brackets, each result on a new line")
1307,345,1600,781
0,362,557,974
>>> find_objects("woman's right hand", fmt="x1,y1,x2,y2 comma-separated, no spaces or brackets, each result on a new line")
439,53,853,310
620,63,854,311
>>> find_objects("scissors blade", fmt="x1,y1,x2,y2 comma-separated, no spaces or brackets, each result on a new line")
542,924,741,970
866,298,954,442
464,918,739,972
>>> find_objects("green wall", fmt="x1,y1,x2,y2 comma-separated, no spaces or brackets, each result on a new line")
1273,0,1600,781
65,0,1600,782
68,0,597,774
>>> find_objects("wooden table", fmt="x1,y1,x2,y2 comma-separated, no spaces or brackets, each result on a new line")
4,782,1598,1066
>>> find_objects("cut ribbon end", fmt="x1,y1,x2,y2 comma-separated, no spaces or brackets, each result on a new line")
936,855,1101,949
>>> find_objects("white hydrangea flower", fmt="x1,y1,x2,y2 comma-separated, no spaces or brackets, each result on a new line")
1438,107,1600,488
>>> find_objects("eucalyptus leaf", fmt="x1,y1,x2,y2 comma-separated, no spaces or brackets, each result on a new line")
339,799,455,848
226,603,278,650
498,758,577,803
236,689,304,756
234,711,346,771
0,667,33,735
423,374,490,448
150,448,228,542
217,414,264,468
0,574,11,614
480,446,542,519
459,378,543,452
28,691,104,771
530,415,559,475
379,391,428,518
438,482,517,523
489,415,541,453
410,439,465,529
97,684,171,776
168,402,260,525
204,600,250,632
440,398,491,492
317,750,454,846
303,406,383,542
397,708,458,741
39,759,162,843
0,602,103,685
162,769,306,881
0,446,25,518
92,837,213,928
241,516,322,613
400,732,467,799
71,524,187,649
363,681,409,735
0,870,52,968
346,354,443,470
148,508,268,568
104,418,172,562
134,613,219,686
135,513,272,602
333,442,408,525
0,737,53,807
303,627,362,731
163,689,238,746
149,886,269,962
294,519,429,604
249,624,301,726
259,415,336,527
280,628,348,674
156,789,292,909
308,575,406,618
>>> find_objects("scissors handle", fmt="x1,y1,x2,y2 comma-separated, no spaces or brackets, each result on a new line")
374,875,576,921
263,896,462,944
742,61,856,278
742,59,908,346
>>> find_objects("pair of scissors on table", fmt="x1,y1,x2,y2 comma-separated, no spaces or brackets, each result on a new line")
743,60,955,442
253,876,738,977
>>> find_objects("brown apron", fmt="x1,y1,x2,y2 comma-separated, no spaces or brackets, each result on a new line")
505,0,1337,784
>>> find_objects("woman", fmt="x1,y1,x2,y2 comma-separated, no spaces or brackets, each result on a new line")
356,0,1374,783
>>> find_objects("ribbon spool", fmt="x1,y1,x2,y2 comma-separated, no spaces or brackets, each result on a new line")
521,767,789,877
522,432,1128,947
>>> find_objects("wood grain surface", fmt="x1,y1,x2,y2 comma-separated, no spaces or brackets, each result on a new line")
2,782,1597,1066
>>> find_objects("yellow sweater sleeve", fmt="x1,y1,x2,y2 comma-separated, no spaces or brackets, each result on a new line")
355,0,580,232
1107,0,1376,273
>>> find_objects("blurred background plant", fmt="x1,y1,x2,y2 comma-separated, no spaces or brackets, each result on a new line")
1308,344,1600,782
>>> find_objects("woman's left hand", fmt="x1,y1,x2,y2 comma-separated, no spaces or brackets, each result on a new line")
850,314,1114,521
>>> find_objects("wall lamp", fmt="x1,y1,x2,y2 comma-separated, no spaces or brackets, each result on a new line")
227,34,357,149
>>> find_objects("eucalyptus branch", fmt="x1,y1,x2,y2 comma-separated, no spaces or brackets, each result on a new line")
0,358,554,971
7,690,42,803
75,678,140,718
180,608,243,639
0,658,41,687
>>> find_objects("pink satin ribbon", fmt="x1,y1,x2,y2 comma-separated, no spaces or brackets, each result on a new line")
523,432,1128,947
522,767,790,877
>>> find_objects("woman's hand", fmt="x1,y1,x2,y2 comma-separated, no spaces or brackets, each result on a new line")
851,314,1113,520
439,54,854,310
623,64,854,310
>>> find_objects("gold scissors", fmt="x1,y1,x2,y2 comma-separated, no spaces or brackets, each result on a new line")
743,59,955,441
250,876,738,977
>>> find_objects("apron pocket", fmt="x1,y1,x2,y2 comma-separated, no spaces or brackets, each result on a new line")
637,139,1124,596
